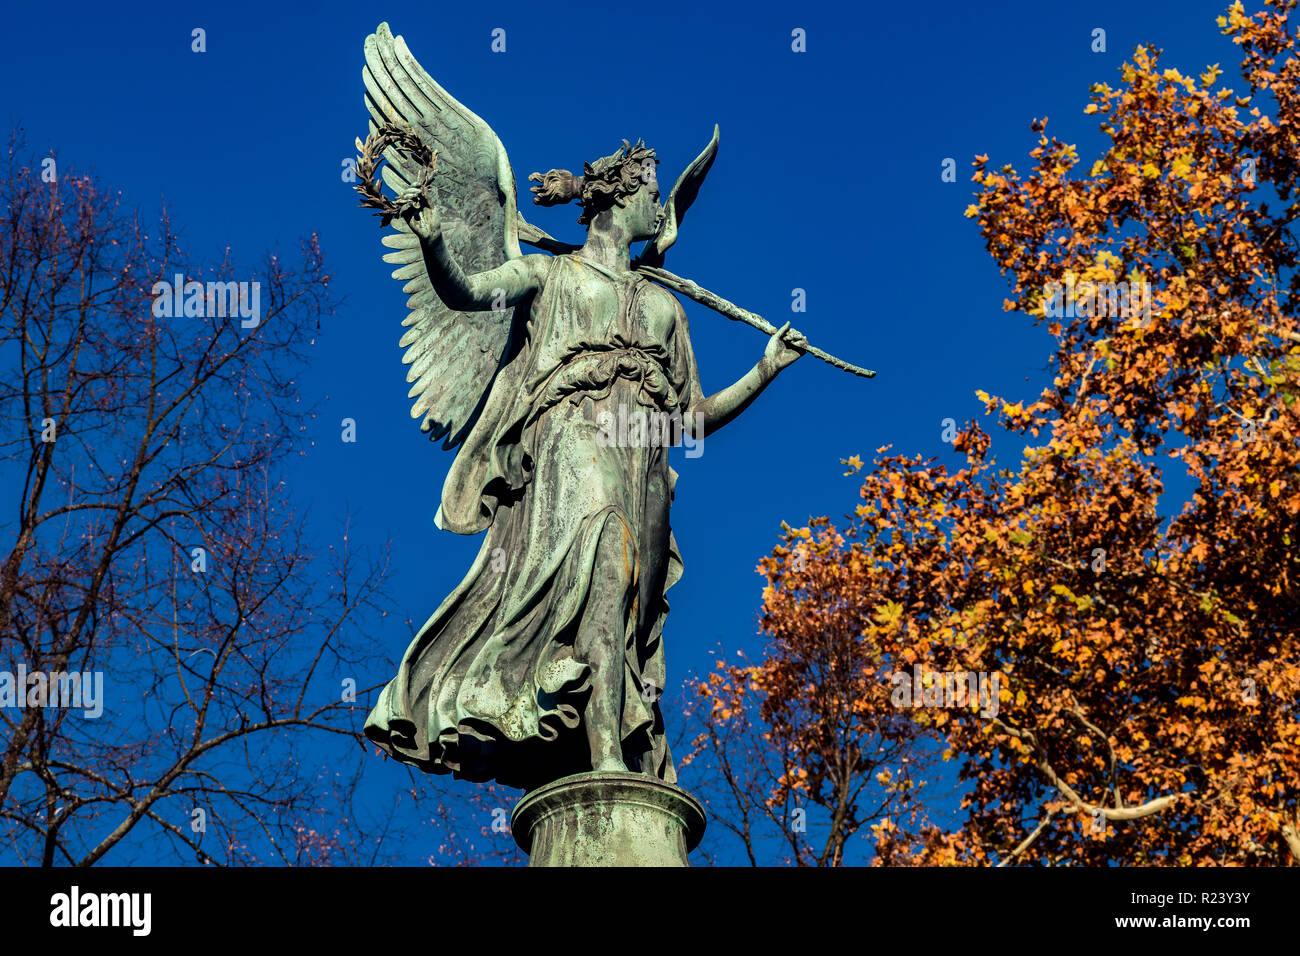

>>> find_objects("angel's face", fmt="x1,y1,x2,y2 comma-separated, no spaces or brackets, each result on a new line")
620,175,664,243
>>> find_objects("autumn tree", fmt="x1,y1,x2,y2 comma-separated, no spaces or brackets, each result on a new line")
680,616,949,867
693,0,1300,866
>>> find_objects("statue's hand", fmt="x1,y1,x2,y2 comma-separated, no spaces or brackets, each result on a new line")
397,186,441,242
763,321,808,375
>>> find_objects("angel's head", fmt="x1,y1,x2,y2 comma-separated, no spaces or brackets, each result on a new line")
529,139,663,242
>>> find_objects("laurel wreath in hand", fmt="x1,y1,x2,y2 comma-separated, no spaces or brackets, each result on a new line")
354,124,438,227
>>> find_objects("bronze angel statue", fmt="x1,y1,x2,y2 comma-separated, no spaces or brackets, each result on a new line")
358,23,819,793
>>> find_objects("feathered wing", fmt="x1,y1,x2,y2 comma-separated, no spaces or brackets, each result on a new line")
639,124,720,267
363,22,526,449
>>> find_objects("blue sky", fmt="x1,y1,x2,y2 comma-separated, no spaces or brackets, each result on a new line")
1,0,1243,863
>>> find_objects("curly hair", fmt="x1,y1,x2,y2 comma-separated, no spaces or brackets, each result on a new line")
529,139,658,225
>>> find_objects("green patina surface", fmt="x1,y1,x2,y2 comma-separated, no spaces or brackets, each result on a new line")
355,23,809,862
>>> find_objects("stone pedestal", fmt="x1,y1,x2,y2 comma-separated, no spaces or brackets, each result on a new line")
511,771,706,866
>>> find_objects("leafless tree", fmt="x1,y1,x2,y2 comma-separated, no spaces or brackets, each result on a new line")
0,130,422,866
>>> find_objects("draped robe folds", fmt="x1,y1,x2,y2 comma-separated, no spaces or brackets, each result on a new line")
364,253,703,792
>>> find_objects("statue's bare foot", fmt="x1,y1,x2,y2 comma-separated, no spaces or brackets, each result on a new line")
592,753,629,773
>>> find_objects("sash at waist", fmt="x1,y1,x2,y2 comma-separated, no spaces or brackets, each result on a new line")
528,344,682,421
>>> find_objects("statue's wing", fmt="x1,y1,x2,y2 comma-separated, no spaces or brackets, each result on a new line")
638,125,720,268
364,22,525,449
517,217,579,255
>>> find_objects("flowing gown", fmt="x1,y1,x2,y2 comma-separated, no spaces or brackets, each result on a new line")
364,253,703,792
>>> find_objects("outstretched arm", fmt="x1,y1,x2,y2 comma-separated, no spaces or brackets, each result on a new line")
400,188,545,311
690,322,807,438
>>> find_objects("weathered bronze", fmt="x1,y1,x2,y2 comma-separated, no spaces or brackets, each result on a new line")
354,23,866,860
512,771,706,866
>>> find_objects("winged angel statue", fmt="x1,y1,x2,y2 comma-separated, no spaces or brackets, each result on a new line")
359,23,829,793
